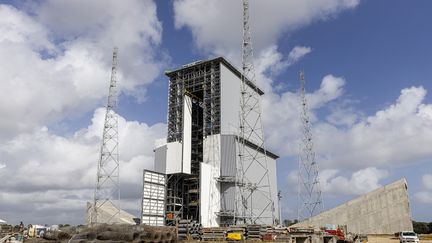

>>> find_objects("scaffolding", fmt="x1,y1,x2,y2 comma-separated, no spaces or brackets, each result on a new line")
165,60,221,224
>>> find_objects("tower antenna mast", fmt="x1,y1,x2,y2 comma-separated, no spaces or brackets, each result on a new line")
92,47,120,225
297,70,323,221
236,0,275,224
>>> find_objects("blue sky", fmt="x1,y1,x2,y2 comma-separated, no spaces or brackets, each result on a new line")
0,0,431,225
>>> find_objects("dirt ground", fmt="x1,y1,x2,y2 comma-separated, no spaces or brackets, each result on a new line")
367,234,432,243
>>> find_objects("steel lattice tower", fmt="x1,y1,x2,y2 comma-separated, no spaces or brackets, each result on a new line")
297,70,323,221
92,47,120,225
235,0,275,225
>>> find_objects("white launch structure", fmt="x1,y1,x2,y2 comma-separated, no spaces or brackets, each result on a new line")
145,0,278,227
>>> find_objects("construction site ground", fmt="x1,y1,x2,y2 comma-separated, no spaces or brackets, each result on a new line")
367,234,432,243
20,234,432,243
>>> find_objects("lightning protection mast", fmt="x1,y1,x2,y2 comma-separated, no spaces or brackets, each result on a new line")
92,47,120,225
235,0,275,225
297,70,323,222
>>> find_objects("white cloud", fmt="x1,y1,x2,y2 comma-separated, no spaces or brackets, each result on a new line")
263,81,432,170
320,167,389,195
263,74,346,156
286,167,388,196
287,46,312,65
0,108,166,224
423,174,432,190
254,45,312,92
415,173,432,204
174,0,359,60
415,191,432,204
0,1,166,138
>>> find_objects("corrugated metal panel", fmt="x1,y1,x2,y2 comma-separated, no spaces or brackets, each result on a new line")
141,170,166,226
220,184,236,212
220,135,236,177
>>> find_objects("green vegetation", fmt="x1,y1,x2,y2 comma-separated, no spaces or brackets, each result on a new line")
412,221,432,234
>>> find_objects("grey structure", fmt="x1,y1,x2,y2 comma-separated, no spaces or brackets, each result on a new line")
153,57,279,227
293,178,413,234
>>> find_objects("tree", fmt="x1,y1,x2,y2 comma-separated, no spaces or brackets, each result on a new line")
283,219,299,227
412,221,429,234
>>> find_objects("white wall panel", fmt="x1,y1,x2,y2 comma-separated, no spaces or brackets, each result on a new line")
182,95,192,174
154,142,183,174
141,170,166,226
220,63,241,135
201,135,221,227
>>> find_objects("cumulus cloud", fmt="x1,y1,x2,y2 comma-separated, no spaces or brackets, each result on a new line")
0,1,166,138
0,108,166,224
415,192,432,204
287,46,312,65
174,0,359,60
287,167,389,196
263,81,432,170
320,167,389,195
254,45,312,92
414,173,432,204
262,74,346,156
422,174,432,190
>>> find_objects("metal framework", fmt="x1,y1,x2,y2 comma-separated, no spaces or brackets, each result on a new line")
235,0,275,224
165,60,221,224
141,170,166,226
92,47,120,225
297,70,323,221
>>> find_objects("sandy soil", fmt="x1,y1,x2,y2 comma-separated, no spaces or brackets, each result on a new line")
367,234,432,243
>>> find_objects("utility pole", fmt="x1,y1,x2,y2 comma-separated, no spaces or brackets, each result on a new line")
92,47,120,225
297,70,323,221
235,0,275,225
278,190,282,226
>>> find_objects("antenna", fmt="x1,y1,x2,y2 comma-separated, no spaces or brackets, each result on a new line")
297,70,323,221
92,47,120,225
235,0,275,225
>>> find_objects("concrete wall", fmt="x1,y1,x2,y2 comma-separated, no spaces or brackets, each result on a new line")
86,202,136,225
294,178,413,234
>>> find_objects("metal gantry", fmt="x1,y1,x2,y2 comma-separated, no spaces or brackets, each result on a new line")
297,70,323,221
92,47,120,225
235,0,275,225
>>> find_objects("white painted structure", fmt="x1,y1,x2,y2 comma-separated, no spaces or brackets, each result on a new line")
86,202,136,225
155,57,279,227
141,170,166,226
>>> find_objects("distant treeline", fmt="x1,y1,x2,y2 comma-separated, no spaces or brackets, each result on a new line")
413,221,432,234
281,220,432,234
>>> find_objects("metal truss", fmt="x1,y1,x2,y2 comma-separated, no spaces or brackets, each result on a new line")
297,70,323,221
91,47,120,225
235,0,275,225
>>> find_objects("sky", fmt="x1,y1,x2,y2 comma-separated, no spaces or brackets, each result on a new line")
0,0,431,225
